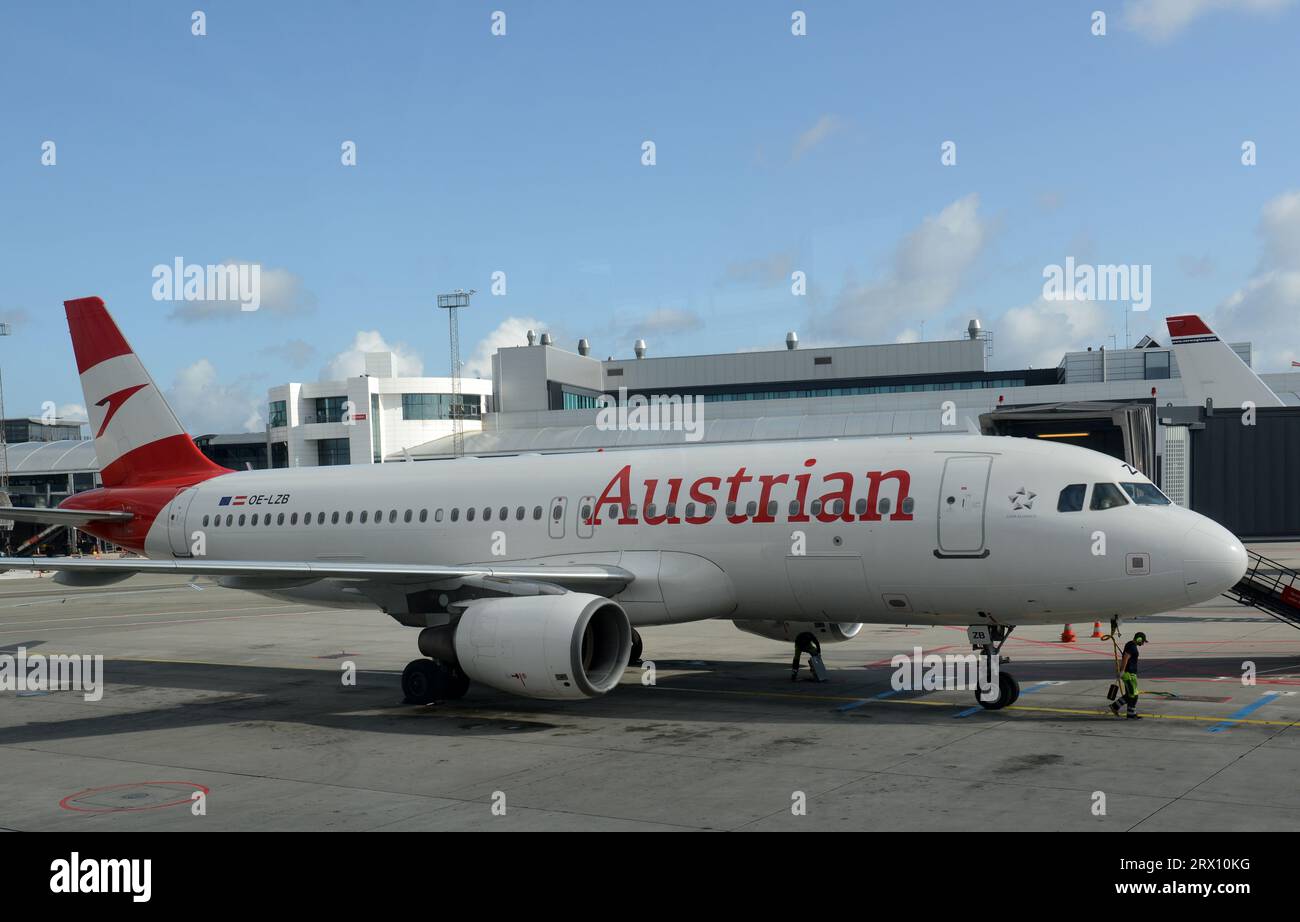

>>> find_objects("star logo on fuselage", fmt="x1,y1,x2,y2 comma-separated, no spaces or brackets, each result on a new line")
1009,486,1036,511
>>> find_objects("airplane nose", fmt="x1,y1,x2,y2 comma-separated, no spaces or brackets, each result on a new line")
1183,523,1248,602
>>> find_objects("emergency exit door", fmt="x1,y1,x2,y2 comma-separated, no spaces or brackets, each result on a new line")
936,456,992,556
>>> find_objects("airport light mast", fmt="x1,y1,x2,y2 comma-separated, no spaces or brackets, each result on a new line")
437,289,475,458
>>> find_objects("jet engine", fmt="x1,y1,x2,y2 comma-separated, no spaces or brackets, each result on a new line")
732,620,863,644
422,592,632,700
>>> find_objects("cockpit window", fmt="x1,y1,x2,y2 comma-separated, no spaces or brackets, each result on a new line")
1057,483,1086,512
1120,482,1172,506
1090,482,1129,510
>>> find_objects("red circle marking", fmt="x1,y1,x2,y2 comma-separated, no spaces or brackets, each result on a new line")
59,781,210,814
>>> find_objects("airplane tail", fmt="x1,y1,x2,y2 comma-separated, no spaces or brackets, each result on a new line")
65,296,230,488
1165,314,1284,410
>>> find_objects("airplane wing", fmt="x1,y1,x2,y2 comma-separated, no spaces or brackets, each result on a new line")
0,507,134,527
0,555,633,595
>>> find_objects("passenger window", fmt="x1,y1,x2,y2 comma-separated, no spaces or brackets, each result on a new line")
810,500,822,516
435,509,443,522
745,501,757,517
516,506,525,520
1090,483,1129,511
666,503,676,518
705,503,716,519
483,507,492,521
331,511,340,524
581,504,592,520
290,512,298,525
277,513,285,525
533,506,542,520
467,508,476,522
360,510,368,523
404,510,413,523
345,511,353,524
389,510,397,523
901,497,915,515
855,499,867,516
1057,484,1086,512
686,502,696,518
264,514,271,525
419,509,428,523
226,515,233,527
202,515,209,527
767,500,777,518
451,508,459,522
789,500,801,516
552,504,563,521
876,498,889,516
499,507,508,521
212,516,220,528
1120,482,1172,506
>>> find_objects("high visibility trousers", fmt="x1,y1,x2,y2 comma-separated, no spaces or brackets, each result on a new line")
1120,672,1140,713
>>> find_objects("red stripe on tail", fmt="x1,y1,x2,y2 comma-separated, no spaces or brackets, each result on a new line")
65,296,133,374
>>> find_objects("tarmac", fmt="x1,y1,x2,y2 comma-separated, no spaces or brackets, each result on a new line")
2,547,1298,831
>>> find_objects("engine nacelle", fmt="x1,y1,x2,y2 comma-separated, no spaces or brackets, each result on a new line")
732,620,863,644
444,593,632,700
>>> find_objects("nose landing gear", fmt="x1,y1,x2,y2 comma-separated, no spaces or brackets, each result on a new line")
971,624,1019,710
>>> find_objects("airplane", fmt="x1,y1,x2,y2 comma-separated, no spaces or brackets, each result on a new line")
0,297,1249,708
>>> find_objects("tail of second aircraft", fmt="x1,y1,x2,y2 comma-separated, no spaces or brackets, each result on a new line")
1166,314,1284,410
65,296,231,487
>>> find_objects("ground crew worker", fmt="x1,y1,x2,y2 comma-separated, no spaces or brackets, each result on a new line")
1110,631,1147,719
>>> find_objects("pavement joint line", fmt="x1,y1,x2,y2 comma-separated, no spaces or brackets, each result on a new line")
650,683,1300,727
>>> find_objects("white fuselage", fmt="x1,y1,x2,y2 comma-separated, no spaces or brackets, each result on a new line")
144,434,1248,628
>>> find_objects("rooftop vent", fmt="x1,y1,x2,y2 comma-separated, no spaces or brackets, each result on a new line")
967,318,982,340
578,338,590,357
540,332,553,346
786,331,799,350
526,329,537,346
634,339,647,359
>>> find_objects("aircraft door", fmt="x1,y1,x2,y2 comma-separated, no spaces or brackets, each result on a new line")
937,455,992,556
167,488,199,557
548,496,567,539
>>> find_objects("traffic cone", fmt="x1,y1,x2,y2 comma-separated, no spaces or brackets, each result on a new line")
1091,621,1103,638
1061,624,1076,643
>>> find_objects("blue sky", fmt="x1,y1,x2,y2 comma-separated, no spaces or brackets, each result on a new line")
2,0,1299,433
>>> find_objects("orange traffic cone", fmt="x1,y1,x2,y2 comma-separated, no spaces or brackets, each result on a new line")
1061,624,1077,643
1091,621,1103,638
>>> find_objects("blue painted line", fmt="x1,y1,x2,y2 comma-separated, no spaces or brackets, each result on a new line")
835,688,902,712
1207,692,1280,733
954,682,1053,718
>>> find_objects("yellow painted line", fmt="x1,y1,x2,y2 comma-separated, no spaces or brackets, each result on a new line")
646,684,1300,728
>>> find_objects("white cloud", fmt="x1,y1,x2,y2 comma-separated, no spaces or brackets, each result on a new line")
57,402,88,423
1216,190,1300,370
168,262,316,321
637,308,703,337
792,114,843,162
992,296,1111,370
1123,0,1295,41
819,193,989,342
165,359,263,435
259,338,316,370
322,331,424,380
464,317,546,378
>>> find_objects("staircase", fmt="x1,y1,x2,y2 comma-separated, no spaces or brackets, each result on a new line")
1224,551,1300,629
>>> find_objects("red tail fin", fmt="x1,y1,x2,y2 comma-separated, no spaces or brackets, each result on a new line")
66,297,231,487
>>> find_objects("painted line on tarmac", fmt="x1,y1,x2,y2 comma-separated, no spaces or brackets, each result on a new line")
649,684,1300,727
954,680,1055,718
835,688,902,711
1206,692,1282,733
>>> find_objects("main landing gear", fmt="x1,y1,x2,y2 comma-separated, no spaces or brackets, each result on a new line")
401,658,470,705
971,624,1019,710
791,632,829,683
628,629,643,666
